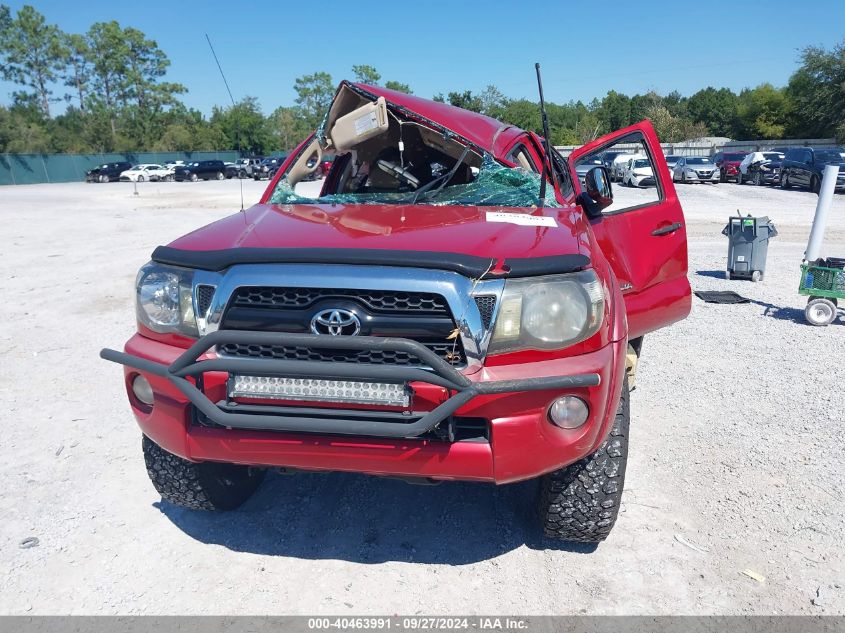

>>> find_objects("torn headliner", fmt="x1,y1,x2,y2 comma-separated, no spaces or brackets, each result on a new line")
335,81,524,157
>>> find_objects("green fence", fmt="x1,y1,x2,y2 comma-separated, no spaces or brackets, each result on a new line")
0,150,240,185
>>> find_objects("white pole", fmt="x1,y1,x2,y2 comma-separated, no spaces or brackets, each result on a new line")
804,164,840,262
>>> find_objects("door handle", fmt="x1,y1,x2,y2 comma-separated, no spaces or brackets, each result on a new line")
651,222,683,236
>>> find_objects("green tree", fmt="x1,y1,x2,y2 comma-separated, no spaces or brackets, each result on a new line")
384,80,411,94
294,71,334,127
210,96,272,155
687,87,739,137
62,33,91,111
736,83,790,139
599,90,631,131
441,90,483,113
786,40,845,139
479,84,507,116
268,105,311,151
351,64,380,85
0,4,68,116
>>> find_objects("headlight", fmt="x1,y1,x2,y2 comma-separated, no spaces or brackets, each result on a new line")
488,271,604,354
686,168,696,174
136,262,197,337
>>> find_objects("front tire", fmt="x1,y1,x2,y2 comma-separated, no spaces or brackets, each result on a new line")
216,171,224,180
811,176,820,194
781,172,791,189
190,173,198,182
539,376,630,543
142,436,265,510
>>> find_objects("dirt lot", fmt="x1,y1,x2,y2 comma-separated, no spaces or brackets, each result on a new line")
0,179,843,615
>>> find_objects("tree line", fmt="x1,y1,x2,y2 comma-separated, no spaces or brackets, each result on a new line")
1,4,843,156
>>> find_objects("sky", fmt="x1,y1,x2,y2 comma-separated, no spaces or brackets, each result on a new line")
3,0,845,116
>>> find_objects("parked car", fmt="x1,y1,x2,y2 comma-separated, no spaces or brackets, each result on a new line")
780,147,845,193
101,80,690,544
672,156,720,184
231,157,263,179
173,160,227,182
712,151,747,183
600,150,630,173
621,156,655,187
252,156,288,180
119,164,173,182
85,161,133,183
737,152,784,186
609,152,636,182
575,154,604,185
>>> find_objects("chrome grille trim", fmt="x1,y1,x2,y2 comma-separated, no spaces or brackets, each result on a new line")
192,264,506,374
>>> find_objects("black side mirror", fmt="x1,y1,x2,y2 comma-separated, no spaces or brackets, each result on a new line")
585,166,613,209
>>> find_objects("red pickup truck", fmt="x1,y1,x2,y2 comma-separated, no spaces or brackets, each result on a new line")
102,81,690,543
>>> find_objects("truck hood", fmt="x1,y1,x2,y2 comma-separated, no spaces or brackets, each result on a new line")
166,202,589,265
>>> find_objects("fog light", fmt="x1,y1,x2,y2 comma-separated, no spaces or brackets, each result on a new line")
548,396,589,429
131,374,155,406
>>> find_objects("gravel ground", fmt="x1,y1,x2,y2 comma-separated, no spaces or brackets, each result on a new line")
0,179,843,615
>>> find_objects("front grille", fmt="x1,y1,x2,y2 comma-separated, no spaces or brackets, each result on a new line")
473,295,496,329
196,285,215,315
232,287,449,315
219,341,465,366
219,285,466,366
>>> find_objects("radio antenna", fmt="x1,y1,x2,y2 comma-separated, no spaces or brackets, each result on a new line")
534,63,557,208
205,33,244,211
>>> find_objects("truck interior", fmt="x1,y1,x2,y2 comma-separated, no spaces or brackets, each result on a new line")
270,83,556,208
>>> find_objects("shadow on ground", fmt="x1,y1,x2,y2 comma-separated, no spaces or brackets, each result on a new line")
156,471,598,563
695,270,728,279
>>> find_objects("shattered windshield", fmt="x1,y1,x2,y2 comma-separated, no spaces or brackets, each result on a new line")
269,153,560,208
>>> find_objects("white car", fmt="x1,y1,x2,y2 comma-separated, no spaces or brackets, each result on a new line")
621,156,655,187
671,156,720,184
119,163,173,182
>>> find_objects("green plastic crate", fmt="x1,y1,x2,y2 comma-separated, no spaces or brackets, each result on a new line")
799,264,845,299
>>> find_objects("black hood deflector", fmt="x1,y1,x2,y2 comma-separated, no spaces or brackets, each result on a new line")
151,246,590,279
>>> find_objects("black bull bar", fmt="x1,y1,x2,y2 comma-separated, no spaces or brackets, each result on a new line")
100,331,601,439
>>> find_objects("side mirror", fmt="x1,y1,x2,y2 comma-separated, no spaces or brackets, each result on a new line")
584,166,613,211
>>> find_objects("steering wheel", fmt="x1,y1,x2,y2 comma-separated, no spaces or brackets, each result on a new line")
376,159,420,189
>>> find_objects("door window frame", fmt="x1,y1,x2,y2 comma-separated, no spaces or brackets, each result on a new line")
573,131,666,216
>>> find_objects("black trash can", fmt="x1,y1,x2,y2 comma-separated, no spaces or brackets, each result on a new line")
722,214,778,282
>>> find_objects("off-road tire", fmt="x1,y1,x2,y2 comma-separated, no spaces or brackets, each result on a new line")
539,376,630,543
142,435,265,510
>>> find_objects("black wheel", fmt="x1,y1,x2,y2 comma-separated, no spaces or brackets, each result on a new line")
781,172,791,189
751,270,762,282
805,297,837,326
216,171,224,180
190,173,198,182
754,172,764,186
238,169,247,179
811,176,820,194
681,172,687,184
142,436,265,510
539,377,630,543
737,171,743,185
719,168,726,183
137,175,145,183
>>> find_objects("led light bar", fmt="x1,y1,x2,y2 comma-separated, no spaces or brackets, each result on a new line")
230,375,411,408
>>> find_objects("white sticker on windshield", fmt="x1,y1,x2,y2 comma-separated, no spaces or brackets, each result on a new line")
486,211,557,227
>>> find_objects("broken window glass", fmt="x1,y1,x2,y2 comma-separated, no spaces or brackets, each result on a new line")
268,154,560,208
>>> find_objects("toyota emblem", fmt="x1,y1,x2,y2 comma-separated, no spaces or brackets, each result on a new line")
310,308,361,336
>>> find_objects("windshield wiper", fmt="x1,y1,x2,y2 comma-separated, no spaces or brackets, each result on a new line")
410,145,472,204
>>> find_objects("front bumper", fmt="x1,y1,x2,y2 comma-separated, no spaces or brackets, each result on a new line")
102,331,624,484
